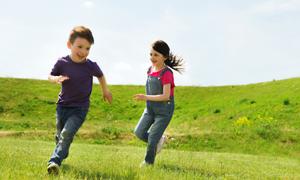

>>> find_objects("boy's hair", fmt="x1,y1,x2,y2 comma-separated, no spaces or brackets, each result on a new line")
69,26,94,45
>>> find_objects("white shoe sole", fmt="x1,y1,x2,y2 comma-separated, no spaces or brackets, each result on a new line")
156,135,166,154
47,163,59,175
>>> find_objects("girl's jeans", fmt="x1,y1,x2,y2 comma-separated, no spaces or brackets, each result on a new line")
134,99,174,164
48,106,88,166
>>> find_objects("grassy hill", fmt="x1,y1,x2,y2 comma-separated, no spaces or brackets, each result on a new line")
1,77,300,179
1,77,300,158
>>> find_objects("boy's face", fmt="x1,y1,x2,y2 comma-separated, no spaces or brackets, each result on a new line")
67,37,91,63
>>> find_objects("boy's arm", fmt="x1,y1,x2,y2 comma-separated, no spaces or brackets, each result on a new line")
48,75,69,84
97,76,113,104
134,84,171,102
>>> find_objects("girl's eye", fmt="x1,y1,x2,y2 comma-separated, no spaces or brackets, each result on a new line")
150,53,152,56
78,46,82,48
86,48,90,51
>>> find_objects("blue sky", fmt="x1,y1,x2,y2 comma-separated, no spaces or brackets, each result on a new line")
0,0,299,86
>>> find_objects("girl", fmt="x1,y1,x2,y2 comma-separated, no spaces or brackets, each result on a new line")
134,40,184,166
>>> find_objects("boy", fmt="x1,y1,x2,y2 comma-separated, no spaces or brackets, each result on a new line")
47,26,112,175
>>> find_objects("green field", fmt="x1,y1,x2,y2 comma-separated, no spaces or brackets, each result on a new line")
1,77,300,179
1,138,299,179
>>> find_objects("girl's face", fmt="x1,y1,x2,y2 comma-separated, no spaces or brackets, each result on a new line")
150,48,167,68
67,37,91,63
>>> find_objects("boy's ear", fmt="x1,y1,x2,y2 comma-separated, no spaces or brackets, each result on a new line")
67,41,72,49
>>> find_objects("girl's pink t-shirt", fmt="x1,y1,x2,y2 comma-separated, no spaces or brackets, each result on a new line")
148,68,175,97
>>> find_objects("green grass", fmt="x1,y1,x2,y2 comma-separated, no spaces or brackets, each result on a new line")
1,77,300,178
0,138,299,179
1,77,300,157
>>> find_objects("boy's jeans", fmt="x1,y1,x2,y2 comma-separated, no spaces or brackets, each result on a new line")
48,106,88,166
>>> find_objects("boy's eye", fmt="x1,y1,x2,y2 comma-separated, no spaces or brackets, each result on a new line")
86,48,90,51
150,53,152,56
78,46,82,48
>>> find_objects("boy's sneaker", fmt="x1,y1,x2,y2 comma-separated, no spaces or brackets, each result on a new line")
47,162,59,175
156,135,166,154
139,161,152,168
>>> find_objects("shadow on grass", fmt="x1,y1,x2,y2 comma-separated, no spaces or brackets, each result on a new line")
61,164,137,180
58,163,225,179
158,163,224,178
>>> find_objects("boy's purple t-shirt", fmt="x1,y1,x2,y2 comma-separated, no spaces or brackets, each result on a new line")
50,55,103,107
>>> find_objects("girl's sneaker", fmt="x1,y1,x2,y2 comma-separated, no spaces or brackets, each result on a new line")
156,135,166,154
47,162,59,175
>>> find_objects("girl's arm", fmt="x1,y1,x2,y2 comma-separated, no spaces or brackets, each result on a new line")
134,84,171,102
97,76,113,104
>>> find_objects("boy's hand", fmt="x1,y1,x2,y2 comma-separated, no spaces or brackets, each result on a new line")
133,94,147,101
103,90,113,104
56,75,69,84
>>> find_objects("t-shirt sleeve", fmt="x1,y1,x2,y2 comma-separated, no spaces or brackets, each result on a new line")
92,62,103,77
161,70,174,85
50,60,61,76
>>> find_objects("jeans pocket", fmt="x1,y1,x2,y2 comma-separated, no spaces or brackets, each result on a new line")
153,102,173,116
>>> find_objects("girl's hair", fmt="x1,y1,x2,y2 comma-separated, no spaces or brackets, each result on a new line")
69,26,94,45
152,40,184,73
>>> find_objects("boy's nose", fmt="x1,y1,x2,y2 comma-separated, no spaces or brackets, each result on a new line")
80,51,87,56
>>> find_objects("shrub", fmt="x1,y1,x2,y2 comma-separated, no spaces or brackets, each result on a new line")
254,115,281,140
0,106,4,113
283,99,290,105
214,109,221,114
250,100,256,104
102,127,122,139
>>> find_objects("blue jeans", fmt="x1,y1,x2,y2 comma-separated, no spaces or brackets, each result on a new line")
134,99,174,164
48,106,88,166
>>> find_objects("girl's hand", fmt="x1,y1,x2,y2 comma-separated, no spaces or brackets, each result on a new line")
133,94,147,101
55,75,69,84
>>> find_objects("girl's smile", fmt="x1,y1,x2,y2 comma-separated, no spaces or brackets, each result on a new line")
150,49,167,70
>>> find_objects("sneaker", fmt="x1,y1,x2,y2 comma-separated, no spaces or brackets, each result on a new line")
47,162,59,175
156,135,166,154
139,161,152,168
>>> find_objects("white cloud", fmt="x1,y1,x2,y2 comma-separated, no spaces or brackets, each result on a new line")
253,0,300,14
82,1,94,8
